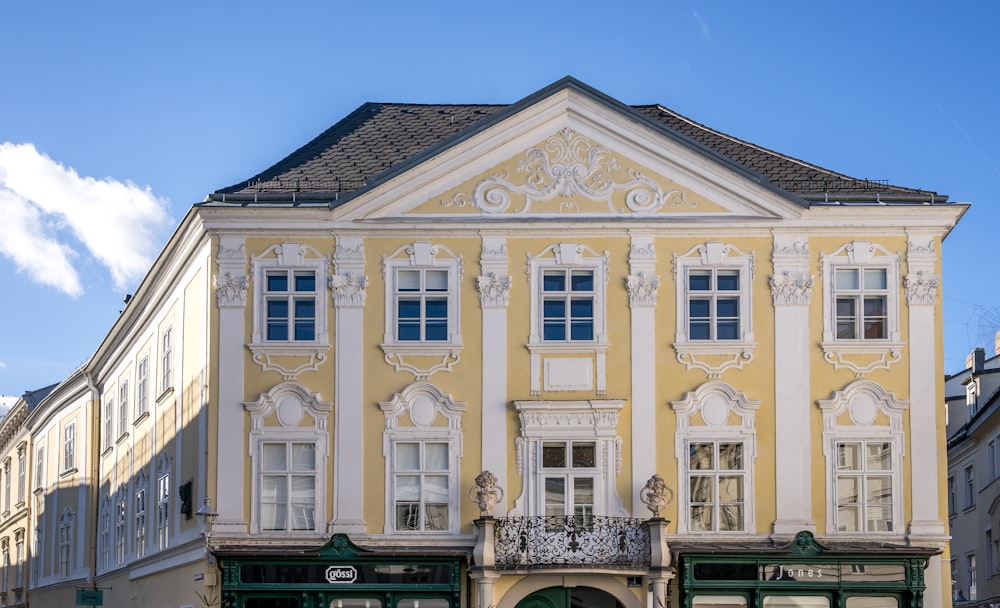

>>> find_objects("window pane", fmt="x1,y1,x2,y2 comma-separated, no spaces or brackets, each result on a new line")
717,320,739,340
398,599,449,608
424,475,449,503
690,504,712,531
690,299,711,318
719,504,743,531
396,443,420,470
572,443,596,468
396,503,420,530
573,477,594,505
863,319,885,340
690,477,713,502
689,270,711,291
867,476,892,504
867,443,891,470
543,322,566,341
263,444,287,471
543,272,565,292
836,268,859,290
333,600,384,608
692,596,747,607
690,443,714,470
398,270,420,291
863,268,887,290
570,271,593,291
839,505,860,532
545,478,566,514
543,299,565,319
424,443,449,470
542,443,566,468
717,270,739,290
719,444,743,470
425,270,448,291
425,298,448,320
291,444,315,471
570,320,593,341
425,503,449,530
864,296,886,316
690,321,711,340
719,476,743,502
570,298,593,318
716,298,739,318
837,476,860,504
268,299,289,318
294,272,315,292
836,297,857,317
846,598,897,608
866,504,893,531
838,443,861,470
267,273,288,292
395,475,420,501
763,597,830,608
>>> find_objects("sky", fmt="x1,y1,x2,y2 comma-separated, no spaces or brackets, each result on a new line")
0,1,997,400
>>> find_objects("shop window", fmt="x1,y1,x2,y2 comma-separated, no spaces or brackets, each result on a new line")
762,598,830,608
380,383,465,534
692,597,748,608
397,600,449,608
845,598,898,608
330,600,383,608
246,382,331,535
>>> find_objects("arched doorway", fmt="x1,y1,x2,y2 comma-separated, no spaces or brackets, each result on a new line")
515,586,625,608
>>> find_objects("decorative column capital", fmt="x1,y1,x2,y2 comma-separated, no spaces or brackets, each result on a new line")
770,271,813,306
214,272,248,309
329,272,368,308
905,271,939,306
626,272,660,308
477,272,511,309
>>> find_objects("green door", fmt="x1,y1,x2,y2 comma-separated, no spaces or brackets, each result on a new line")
515,587,624,608
516,587,567,608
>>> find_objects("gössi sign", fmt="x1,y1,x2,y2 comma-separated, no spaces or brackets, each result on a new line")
325,565,358,584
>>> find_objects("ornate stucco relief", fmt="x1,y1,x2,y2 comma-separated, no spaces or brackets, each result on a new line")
441,128,696,214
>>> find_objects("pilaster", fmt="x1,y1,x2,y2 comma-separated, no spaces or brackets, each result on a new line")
628,232,658,515
479,234,510,506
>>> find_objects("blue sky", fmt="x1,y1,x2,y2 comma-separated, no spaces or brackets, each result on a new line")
0,1,997,399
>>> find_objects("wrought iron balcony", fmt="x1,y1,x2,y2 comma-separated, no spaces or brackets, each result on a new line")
492,515,651,568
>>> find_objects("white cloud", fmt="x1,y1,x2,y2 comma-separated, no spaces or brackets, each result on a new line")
693,11,711,41
0,143,171,296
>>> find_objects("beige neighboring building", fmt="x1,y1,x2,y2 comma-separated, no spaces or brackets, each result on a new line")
0,77,968,608
947,334,1000,606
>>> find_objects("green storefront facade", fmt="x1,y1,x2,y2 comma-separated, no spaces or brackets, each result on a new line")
219,535,464,608
674,532,937,608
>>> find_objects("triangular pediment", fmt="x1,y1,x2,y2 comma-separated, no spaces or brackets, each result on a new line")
337,80,806,223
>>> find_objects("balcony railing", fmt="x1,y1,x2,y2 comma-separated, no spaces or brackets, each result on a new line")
493,515,650,568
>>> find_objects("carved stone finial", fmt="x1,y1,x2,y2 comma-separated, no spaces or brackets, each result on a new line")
469,470,504,517
639,474,674,518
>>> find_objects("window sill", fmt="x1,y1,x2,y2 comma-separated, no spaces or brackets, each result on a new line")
101,446,113,458
820,341,903,377
59,468,78,479
133,412,150,427
673,341,756,378
248,343,331,380
155,387,174,405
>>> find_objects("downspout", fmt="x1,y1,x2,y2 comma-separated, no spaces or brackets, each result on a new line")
84,372,100,593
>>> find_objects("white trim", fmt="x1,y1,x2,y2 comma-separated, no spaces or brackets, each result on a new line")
480,235,510,508
380,383,466,535
671,381,759,534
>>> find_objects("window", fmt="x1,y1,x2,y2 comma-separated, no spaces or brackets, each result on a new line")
63,423,75,471
115,488,127,565
948,475,956,516
160,327,173,393
833,267,889,340
541,269,594,342
672,242,755,376
118,381,129,437
968,553,978,601
392,441,450,531
104,396,113,448
381,242,462,354
134,481,146,559
157,472,169,549
99,498,110,570
136,356,149,417
260,442,317,531
58,509,73,579
672,382,759,534
687,268,741,340
511,399,626,519
835,440,894,533
16,450,23,505
1,544,7,594
33,447,43,491
2,461,9,514
688,441,747,532
246,383,331,534
13,536,20,588
990,530,999,576
264,270,318,341
966,465,976,509
540,441,596,518
969,381,980,415
818,380,906,537
380,383,466,534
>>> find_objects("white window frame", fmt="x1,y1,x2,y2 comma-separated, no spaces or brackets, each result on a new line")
12,533,20,590
33,445,43,492
15,446,24,506
114,485,127,565
966,465,976,510
30,524,40,588
258,441,318,532
820,241,902,373
672,381,759,535
160,326,173,394
156,471,169,550
2,460,9,515
381,242,463,361
948,474,956,517
818,380,907,538
538,439,598,518
245,382,331,535
58,509,73,579
118,380,129,438
136,355,149,418
526,243,609,395
380,383,466,535
62,423,75,472
833,438,896,533
250,243,330,352
103,394,113,450
672,242,756,376
98,495,111,571
134,471,147,559
511,399,626,518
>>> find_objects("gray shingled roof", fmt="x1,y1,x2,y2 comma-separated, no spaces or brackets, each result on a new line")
209,80,946,206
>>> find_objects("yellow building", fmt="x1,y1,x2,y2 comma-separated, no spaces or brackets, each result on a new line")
4,78,966,608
